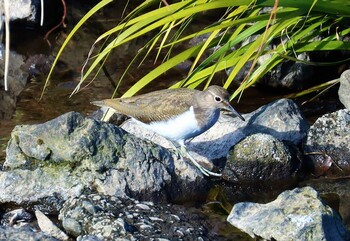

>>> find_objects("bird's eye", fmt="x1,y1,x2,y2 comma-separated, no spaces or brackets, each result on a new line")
214,96,222,102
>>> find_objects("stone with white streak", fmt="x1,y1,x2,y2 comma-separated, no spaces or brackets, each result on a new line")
36,210,69,241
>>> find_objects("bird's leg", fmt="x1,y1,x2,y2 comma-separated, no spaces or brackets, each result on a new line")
166,140,221,177
178,145,222,177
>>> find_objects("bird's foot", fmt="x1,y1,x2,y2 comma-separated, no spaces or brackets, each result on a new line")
178,146,222,177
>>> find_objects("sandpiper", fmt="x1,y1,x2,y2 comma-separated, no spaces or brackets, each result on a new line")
92,85,245,176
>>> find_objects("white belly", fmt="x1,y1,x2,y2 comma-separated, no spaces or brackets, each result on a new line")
133,107,201,145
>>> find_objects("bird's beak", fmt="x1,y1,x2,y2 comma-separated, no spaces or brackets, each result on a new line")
223,101,245,121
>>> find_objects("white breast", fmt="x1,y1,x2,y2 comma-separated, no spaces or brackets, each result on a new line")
133,106,200,146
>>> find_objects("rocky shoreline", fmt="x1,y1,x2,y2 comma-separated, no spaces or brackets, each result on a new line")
1,1,350,240
1,75,350,239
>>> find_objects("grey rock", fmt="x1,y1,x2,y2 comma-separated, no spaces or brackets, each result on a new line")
0,45,28,119
241,98,309,145
227,186,350,241
230,35,314,90
0,168,83,205
23,54,54,76
304,109,350,176
59,194,219,240
35,209,69,241
77,235,103,241
339,69,350,110
301,178,350,230
0,0,35,21
259,52,313,90
224,133,301,182
0,208,33,227
3,112,208,209
0,225,58,241
0,45,28,95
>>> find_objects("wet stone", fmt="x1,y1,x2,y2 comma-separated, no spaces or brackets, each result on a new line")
304,109,350,176
224,133,301,182
59,194,220,240
259,52,314,90
0,225,58,241
0,208,33,227
0,45,28,120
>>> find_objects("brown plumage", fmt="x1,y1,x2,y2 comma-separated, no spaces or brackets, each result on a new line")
92,85,244,176
93,88,198,123
92,85,242,124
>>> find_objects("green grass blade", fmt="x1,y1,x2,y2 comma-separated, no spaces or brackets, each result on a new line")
121,44,205,97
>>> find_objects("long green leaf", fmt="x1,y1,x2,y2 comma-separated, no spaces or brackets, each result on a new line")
121,43,205,97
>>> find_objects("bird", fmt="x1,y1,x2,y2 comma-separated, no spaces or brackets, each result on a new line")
92,85,245,176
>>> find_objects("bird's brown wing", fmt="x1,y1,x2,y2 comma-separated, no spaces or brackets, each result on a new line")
93,88,198,123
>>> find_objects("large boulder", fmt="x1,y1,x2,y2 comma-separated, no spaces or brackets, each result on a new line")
227,186,350,241
2,112,209,210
